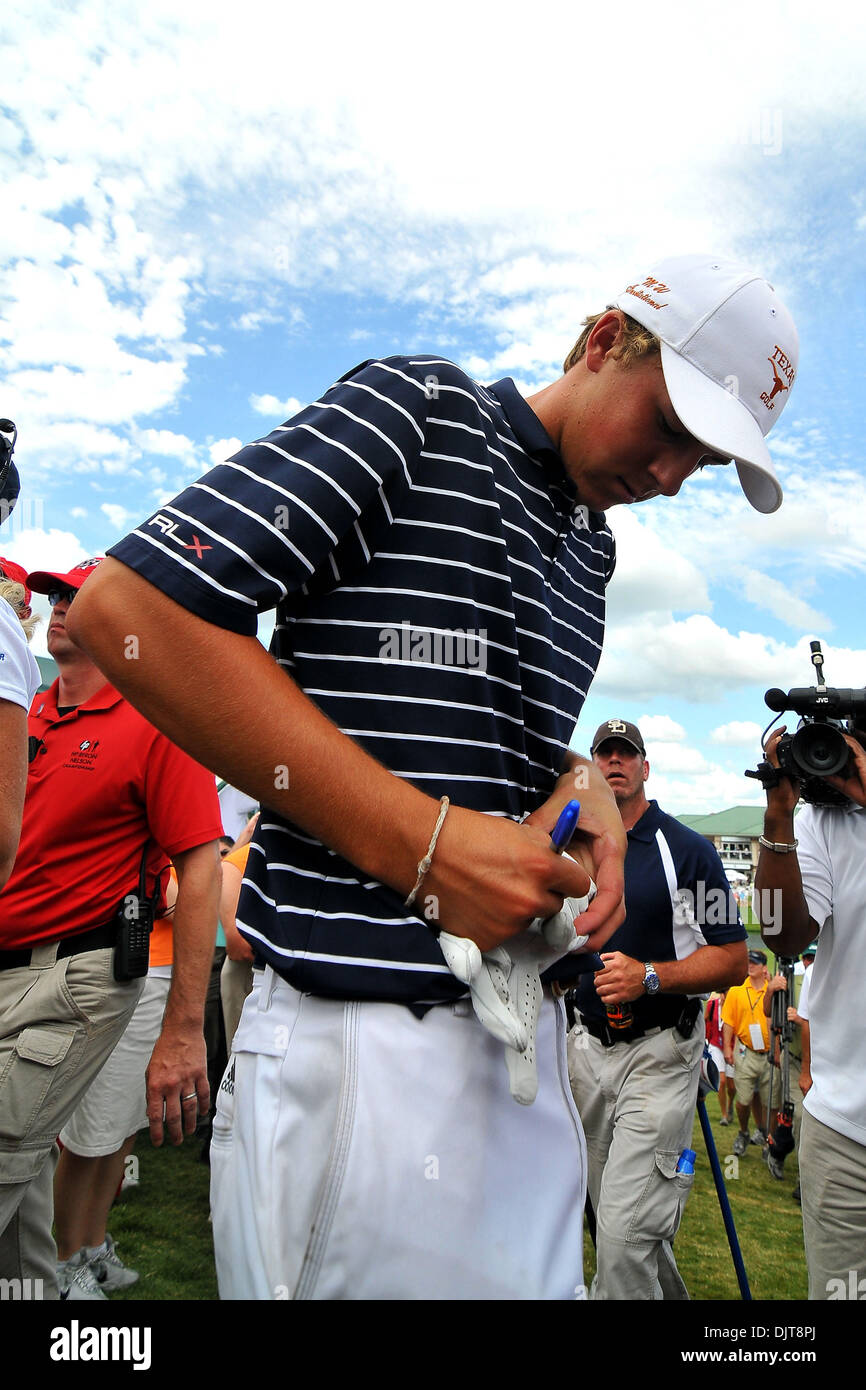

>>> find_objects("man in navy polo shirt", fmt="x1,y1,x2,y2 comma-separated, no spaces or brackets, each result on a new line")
567,718,747,1300
69,255,797,1299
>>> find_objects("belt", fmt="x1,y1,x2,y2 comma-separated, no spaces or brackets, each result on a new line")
579,1013,677,1048
0,920,118,972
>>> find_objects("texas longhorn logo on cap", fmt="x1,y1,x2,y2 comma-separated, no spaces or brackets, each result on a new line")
763,346,795,412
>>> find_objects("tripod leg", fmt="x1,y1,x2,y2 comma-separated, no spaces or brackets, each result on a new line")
697,1096,752,1300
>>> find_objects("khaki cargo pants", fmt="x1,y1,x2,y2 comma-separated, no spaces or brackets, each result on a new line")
568,1015,703,1300
0,943,142,1298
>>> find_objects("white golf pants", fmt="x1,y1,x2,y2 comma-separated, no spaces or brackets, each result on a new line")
210,967,587,1300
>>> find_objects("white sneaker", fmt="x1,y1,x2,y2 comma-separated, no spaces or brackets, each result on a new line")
89,1233,139,1291
58,1249,108,1301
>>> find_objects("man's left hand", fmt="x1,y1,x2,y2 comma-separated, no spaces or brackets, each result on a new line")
593,950,647,1004
146,1024,210,1147
524,758,625,948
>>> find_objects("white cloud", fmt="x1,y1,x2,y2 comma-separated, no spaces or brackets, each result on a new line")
605,510,712,620
233,311,282,333
208,438,242,468
649,766,766,816
0,526,87,574
639,715,687,743
646,743,709,776
593,614,839,703
135,429,198,463
5,359,189,429
741,570,829,631
5,0,855,414
249,394,305,420
711,721,766,746
100,502,132,531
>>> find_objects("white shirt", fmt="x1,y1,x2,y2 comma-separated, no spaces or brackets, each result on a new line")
796,801,866,1145
0,597,40,710
796,962,812,1021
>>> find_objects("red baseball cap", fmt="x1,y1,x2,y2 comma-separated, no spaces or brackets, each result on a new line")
26,557,104,595
0,557,32,604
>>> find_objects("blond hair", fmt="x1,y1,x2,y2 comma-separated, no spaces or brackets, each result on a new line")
563,311,661,375
0,578,39,642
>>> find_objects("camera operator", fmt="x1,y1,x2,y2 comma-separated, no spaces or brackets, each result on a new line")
755,723,866,1298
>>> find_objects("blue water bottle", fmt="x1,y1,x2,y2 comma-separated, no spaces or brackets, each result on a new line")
676,1148,696,1175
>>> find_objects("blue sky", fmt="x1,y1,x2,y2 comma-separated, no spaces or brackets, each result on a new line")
2,0,866,812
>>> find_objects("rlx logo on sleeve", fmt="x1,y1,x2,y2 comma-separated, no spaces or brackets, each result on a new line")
147,514,212,559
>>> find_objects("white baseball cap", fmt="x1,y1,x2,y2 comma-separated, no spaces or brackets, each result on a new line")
613,254,798,513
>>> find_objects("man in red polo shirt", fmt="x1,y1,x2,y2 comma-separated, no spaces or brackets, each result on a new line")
0,558,223,1299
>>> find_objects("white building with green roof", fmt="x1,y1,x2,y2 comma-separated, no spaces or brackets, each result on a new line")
676,804,800,884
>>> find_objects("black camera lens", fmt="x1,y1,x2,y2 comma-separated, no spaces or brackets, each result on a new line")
791,723,848,778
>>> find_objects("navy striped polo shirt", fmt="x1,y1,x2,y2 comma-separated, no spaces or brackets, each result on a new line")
109,354,616,1005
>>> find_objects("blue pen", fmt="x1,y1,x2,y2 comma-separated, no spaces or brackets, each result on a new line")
550,799,581,853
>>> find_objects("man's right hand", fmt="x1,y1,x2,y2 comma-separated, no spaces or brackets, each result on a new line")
424,807,598,954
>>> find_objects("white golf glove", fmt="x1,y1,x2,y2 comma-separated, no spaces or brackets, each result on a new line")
436,935,527,1051
438,859,596,1105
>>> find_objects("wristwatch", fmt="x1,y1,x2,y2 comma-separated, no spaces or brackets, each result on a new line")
642,962,661,995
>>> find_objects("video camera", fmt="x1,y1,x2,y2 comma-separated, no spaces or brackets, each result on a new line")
746,641,866,807
0,419,21,521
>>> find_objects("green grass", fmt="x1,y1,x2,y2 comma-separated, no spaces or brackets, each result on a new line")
100,1134,217,1302
102,1087,805,1302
